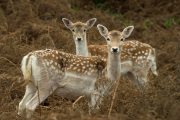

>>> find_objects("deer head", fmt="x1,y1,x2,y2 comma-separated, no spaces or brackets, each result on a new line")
62,18,97,56
97,24,134,81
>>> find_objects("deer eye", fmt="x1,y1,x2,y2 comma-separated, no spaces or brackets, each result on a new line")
84,29,86,32
107,38,110,41
72,29,75,32
120,38,124,41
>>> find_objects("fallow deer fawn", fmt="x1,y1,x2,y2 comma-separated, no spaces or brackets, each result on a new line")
62,18,158,89
18,25,134,118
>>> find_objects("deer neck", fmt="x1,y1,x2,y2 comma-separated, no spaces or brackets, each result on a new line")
107,51,121,81
75,35,89,57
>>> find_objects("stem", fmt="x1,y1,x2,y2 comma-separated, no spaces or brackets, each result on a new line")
108,74,121,117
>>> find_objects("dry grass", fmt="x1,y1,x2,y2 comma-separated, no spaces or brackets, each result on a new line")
0,0,180,119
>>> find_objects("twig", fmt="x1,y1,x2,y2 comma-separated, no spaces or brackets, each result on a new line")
108,74,121,117
133,0,144,11
50,85,54,112
0,57,21,73
175,38,180,80
177,64,180,81
21,80,31,87
174,39,179,58
26,37,28,44
47,27,56,49
72,96,84,109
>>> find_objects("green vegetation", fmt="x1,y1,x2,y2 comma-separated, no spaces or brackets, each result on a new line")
72,7,78,12
97,2,104,7
91,0,105,8
143,19,153,29
113,13,124,21
164,18,180,28
123,20,133,28
110,13,134,28
70,0,180,31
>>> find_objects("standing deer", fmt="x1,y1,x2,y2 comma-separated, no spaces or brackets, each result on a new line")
62,18,158,89
17,25,134,118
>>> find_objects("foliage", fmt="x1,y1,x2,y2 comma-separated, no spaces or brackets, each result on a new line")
164,18,180,29
143,20,153,29
72,7,78,12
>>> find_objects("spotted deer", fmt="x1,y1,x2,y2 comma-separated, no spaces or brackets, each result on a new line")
62,18,97,56
62,18,158,89
17,25,134,118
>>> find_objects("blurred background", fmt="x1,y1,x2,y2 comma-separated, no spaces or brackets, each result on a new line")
0,0,180,119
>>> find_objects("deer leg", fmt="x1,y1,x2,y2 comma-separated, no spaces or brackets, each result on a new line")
18,82,37,116
135,60,153,90
137,69,149,90
126,72,145,89
25,83,57,119
88,92,101,115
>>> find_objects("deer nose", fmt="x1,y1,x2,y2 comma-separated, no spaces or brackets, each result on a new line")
77,37,82,41
112,48,119,52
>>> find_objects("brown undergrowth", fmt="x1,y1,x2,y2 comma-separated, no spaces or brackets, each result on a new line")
0,0,180,120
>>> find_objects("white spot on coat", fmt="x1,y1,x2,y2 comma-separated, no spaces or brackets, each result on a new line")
73,67,77,70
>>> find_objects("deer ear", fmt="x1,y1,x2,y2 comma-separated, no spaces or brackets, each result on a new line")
122,26,134,38
97,24,109,37
86,18,97,29
62,18,73,29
